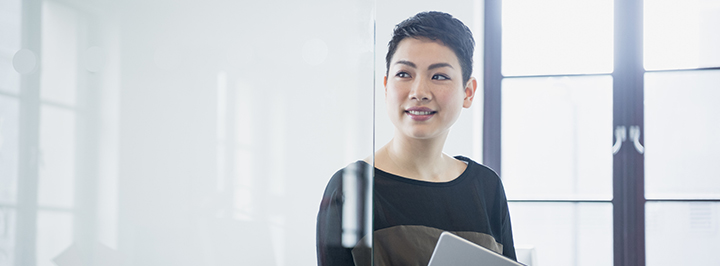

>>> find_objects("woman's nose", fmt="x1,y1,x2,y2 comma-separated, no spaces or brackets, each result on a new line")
408,79,431,101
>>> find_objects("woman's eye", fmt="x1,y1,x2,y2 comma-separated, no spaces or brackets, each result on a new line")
396,72,410,78
432,74,449,80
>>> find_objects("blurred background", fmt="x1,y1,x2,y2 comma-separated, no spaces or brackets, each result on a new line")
0,0,718,265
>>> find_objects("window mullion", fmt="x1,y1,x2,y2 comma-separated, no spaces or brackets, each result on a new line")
612,0,646,266
482,0,503,175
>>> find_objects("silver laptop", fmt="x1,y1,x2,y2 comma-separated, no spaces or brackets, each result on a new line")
427,232,525,266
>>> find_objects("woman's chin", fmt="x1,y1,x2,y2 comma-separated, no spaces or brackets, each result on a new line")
400,130,444,140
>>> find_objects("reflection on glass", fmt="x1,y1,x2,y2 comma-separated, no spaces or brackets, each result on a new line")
645,70,720,199
509,202,613,266
41,1,77,106
0,0,21,94
234,79,254,221
36,211,73,266
646,202,720,265
38,106,75,208
0,96,19,203
317,161,373,264
644,0,720,70
502,76,613,200
0,208,16,266
234,149,254,220
502,0,614,76
0,57,19,94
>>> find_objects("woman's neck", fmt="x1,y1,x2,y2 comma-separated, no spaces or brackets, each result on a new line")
374,132,464,182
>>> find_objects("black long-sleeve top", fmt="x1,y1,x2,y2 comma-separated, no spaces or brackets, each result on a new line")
317,156,516,266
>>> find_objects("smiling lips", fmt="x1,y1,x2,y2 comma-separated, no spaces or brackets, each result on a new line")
405,107,436,121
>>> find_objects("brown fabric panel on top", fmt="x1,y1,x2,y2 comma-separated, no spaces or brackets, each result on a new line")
351,225,503,266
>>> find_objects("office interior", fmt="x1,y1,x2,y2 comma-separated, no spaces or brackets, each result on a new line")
0,0,718,265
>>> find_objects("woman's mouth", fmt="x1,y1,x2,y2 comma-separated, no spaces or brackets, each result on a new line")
405,107,436,121
407,110,435,115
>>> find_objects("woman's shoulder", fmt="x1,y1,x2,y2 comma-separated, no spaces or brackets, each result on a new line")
454,156,510,204
454,155,503,183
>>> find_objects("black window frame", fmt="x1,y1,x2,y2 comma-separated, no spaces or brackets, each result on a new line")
483,0,720,266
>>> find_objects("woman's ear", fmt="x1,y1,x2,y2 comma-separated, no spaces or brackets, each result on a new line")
384,76,388,97
462,77,478,108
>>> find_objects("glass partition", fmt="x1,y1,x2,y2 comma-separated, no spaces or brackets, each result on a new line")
1,0,375,265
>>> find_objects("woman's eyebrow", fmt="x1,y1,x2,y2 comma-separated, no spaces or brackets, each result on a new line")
394,60,416,68
428,63,453,70
394,61,454,71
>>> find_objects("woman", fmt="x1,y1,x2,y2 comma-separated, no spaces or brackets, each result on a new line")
317,11,516,266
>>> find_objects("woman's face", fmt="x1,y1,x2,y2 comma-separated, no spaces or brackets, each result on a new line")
385,37,476,141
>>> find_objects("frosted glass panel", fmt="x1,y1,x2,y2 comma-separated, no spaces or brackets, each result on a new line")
38,106,75,208
40,1,77,105
502,76,613,200
646,202,720,265
645,70,720,199
4,0,377,265
509,202,613,266
36,211,73,266
502,0,614,76
644,0,720,70
0,96,18,203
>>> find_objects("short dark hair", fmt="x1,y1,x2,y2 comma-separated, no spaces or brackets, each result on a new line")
386,11,475,84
